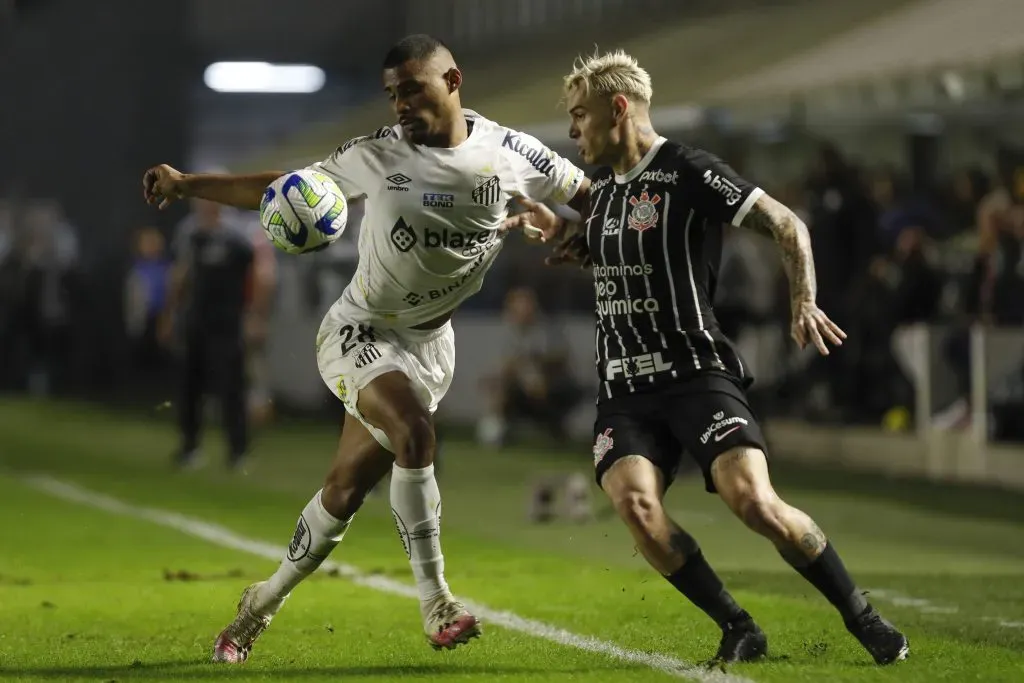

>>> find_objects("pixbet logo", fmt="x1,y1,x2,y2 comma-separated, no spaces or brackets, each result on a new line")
639,169,678,185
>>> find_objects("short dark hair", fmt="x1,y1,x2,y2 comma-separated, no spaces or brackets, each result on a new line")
382,34,450,69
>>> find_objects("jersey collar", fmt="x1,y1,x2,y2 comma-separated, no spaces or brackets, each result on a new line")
615,136,667,184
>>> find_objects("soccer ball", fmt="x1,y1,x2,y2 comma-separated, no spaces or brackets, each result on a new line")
259,169,348,254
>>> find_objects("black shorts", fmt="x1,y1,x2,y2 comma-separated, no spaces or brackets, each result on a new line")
592,371,768,493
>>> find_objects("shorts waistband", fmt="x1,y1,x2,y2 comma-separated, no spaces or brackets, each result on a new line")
395,321,452,342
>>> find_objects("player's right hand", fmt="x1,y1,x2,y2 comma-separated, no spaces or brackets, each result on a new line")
143,164,187,210
503,196,564,243
791,299,846,356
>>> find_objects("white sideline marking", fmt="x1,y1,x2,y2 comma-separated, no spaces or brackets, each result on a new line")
868,587,1024,629
864,588,959,615
23,475,753,683
983,618,1024,629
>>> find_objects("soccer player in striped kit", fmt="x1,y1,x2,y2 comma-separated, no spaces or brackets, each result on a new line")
509,50,908,666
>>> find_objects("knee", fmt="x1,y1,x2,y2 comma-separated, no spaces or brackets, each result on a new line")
389,412,435,468
612,490,661,533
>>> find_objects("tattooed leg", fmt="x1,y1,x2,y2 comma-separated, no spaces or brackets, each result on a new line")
711,447,868,620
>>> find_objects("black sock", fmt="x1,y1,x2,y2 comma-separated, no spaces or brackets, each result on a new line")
789,542,868,621
665,550,746,629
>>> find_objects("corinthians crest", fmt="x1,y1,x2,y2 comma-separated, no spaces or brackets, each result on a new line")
627,191,661,231
592,427,615,466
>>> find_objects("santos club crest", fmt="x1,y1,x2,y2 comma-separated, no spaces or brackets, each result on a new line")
473,174,501,206
627,191,661,231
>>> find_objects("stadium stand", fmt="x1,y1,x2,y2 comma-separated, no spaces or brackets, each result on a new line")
234,0,915,171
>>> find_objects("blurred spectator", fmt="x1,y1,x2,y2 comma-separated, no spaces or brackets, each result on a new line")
240,214,279,428
846,224,940,423
477,287,582,447
124,226,172,385
935,152,1024,431
0,198,22,390
7,200,81,396
940,166,991,239
715,224,780,340
802,143,878,419
163,198,269,471
869,165,943,246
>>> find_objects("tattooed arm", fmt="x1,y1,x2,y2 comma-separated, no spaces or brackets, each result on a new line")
740,194,846,355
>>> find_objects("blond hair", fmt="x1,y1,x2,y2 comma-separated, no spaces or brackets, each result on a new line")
563,49,653,105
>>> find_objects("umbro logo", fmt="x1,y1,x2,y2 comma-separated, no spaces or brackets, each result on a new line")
386,173,412,192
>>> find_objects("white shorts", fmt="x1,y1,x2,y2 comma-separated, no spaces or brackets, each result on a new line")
315,310,455,452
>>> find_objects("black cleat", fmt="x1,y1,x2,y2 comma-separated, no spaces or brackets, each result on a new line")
846,606,909,665
712,614,768,664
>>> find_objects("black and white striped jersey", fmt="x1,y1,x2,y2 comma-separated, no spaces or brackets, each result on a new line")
585,137,764,401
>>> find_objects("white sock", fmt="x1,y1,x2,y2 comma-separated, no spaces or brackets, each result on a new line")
258,489,352,611
390,463,449,605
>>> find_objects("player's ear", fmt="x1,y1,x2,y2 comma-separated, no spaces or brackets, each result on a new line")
445,67,463,93
610,94,630,124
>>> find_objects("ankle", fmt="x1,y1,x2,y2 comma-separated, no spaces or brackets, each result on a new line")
253,583,288,614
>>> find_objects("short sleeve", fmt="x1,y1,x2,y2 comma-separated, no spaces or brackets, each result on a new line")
679,147,763,226
504,129,586,205
309,129,392,200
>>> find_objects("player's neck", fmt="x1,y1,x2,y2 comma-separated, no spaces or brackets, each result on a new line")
425,114,469,148
611,122,660,176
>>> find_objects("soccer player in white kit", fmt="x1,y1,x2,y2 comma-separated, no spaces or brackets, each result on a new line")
143,35,588,661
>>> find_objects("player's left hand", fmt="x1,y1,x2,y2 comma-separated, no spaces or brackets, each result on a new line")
502,197,565,243
546,229,591,268
791,300,846,355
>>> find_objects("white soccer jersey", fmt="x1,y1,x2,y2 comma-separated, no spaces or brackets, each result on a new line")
309,109,585,328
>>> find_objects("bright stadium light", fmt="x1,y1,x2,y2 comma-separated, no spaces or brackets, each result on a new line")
204,62,326,94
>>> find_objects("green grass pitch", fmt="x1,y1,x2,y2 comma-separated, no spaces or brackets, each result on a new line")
1,399,1022,682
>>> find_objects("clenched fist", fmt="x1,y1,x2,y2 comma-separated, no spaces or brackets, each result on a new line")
143,164,187,210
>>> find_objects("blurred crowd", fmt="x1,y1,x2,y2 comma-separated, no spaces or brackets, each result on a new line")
765,142,1024,435
0,198,81,397
1,140,1022,444
474,140,1024,440
0,193,277,466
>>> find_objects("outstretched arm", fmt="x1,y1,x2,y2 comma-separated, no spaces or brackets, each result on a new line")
143,164,284,211
740,193,846,355
502,195,591,268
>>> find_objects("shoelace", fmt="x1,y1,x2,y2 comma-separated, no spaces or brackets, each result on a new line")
229,607,269,645
427,600,466,630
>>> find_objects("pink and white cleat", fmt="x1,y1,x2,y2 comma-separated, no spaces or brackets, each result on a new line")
211,582,281,663
422,595,482,650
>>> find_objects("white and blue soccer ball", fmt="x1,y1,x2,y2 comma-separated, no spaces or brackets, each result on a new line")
259,169,348,254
